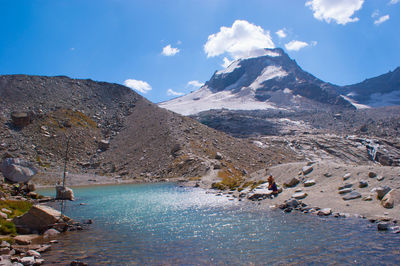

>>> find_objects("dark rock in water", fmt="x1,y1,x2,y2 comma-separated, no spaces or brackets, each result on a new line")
0,158,37,183
11,111,31,128
359,180,368,188
377,222,389,231
284,177,300,188
342,191,361,200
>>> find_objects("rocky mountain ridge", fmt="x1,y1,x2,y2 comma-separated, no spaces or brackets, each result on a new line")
0,75,298,185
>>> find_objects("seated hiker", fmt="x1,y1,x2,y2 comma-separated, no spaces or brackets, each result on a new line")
267,175,278,195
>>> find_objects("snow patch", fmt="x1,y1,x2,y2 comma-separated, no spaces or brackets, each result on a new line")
249,66,288,90
216,60,241,75
159,86,283,115
283,88,292,94
340,95,370,109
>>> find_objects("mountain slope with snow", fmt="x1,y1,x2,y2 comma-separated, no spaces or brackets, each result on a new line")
159,48,355,115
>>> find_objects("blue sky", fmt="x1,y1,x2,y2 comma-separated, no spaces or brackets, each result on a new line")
1,0,399,103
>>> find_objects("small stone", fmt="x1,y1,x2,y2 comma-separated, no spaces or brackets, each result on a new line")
292,192,307,199
1,208,12,214
70,260,88,266
20,256,35,266
324,173,332,177
284,177,300,188
338,188,353,194
343,173,351,181
318,208,332,216
375,186,391,200
368,172,377,178
27,250,40,258
302,166,313,175
304,180,316,187
381,191,394,209
338,183,353,190
215,152,223,160
35,258,44,265
377,176,384,181
377,222,389,231
43,229,60,238
362,195,373,201
0,212,7,219
359,180,368,188
343,191,361,200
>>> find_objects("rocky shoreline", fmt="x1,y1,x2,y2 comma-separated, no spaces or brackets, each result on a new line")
183,161,400,234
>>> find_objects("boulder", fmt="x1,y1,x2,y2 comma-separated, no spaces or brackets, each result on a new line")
302,166,313,175
375,186,391,200
358,180,368,188
284,177,300,188
343,173,351,181
55,186,74,201
304,180,316,187
11,112,31,128
0,158,38,183
285,199,300,208
292,192,307,199
13,205,66,234
342,191,361,200
247,189,273,200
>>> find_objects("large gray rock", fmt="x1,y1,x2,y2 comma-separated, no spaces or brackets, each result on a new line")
342,191,361,200
20,256,35,266
13,205,67,234
0,158,38,183
318,208,332,216
55,186,74,201
381,190,399,209
11,112,31,128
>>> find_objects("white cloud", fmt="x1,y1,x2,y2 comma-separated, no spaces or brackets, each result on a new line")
285,40,309,51
389,0,399,4
276,29,287,38
124,79,152,93
187,80,204,88
167,89,184,96
162,44,180,56
374,14,390,25
204,20,275,60
371,10,380,18
311,41,318,46
305,0,364,25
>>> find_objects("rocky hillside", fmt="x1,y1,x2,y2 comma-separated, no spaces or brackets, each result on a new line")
0,75,298,185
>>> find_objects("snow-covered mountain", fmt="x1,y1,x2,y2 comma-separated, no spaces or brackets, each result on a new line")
159,48,356,115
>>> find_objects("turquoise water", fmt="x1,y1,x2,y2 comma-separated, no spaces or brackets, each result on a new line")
39,183,400,265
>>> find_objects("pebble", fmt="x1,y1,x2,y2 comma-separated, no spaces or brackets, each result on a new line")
292,192,307,199
304,180,316,187
368,172,377,178
358,180,368,188
343,173,351,181
377,176,384,181
343,191,361,200
338,188,353,194
338,183,353,190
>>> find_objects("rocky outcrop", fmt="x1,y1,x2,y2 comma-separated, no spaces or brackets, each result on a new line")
0,158,37,183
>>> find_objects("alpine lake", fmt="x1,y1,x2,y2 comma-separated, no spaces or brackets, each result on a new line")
38,183,400,265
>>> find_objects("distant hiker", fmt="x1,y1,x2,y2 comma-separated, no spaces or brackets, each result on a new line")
267,175,278,195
